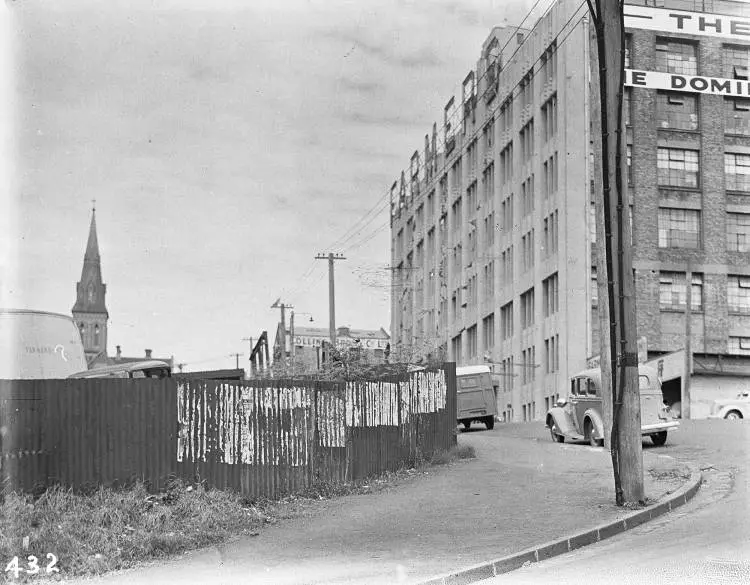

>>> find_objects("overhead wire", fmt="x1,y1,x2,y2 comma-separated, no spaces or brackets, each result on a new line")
339,0,589,260
278,0,584,303
319,0,557,257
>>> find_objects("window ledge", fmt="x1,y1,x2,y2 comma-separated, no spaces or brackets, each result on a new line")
657,186,701,193
728,311,750,316
726,190,750,196
659,307,703,314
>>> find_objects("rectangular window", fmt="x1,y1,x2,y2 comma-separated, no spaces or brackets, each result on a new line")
501,194,514,233
541,41,557,85
522,175,535,216
520,287,535,329
484,117,495,150
522,346,536,384
485,211,496,247
522,229,535,272
727,275,750,314
658,272,703,311
483,163,495,201
725,153,750,192
656,39,697,75
543,153,558,198
467,325,478,358
657,148,700,188
544,334,559,373
591,266,598,306
728,336,750,356
452,197,462,234
483,313,495,350
658,208,701,249
627,144,633,185
500,143,514,185
656,92,698,131
723,45,750,80
500,97,514,134
589,205,598,244
727,212,750,252
542,94,557,142
542,272,560,317
467,181,478,214
623,88,632,127
725,98,750,136
500,301,514,340
625,34,632,68
501,245,514,283
520,69,534,109
452,334,462,362
520,120,534,164
483,261,495,298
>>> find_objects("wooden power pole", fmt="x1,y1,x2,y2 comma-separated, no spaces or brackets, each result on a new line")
588,0,644,506
315,253,346,346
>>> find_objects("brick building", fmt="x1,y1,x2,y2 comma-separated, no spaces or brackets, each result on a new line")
389,0,750,421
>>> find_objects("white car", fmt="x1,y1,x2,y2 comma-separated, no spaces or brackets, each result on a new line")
707,391,750,420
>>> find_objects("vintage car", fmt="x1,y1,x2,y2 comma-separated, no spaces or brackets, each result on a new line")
707,391,750,420
546,365,679,447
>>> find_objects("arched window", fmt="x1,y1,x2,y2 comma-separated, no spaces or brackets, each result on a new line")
94,325,100,347
79,323,85,342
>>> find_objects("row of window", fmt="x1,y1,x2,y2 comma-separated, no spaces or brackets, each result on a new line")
658,209,749,251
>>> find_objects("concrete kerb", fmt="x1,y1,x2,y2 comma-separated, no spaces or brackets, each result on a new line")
417,466,703,585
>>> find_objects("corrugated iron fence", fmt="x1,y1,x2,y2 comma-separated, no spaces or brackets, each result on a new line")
1,364,456,498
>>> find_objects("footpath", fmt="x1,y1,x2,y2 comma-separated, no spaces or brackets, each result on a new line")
65,424,696,585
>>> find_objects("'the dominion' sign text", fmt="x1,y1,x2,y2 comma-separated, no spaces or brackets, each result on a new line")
625,69,750,98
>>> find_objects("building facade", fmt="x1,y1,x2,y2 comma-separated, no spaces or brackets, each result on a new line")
389,0,750,421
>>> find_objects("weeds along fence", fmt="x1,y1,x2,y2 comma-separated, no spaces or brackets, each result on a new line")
0,364,457,498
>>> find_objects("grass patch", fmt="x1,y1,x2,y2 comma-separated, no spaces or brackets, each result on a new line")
0,446,477,582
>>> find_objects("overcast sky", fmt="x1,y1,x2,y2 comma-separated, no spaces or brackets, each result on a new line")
4,0,537,371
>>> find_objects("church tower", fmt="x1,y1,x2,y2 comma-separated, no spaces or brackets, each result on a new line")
72,205,109,365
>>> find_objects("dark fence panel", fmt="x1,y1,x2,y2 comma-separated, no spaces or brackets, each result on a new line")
0,379,177,494
1,364,457,498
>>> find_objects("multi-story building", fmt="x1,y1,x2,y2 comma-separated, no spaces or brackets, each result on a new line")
389,0,750,421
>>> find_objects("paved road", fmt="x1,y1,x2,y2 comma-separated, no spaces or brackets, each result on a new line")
481,419,750,584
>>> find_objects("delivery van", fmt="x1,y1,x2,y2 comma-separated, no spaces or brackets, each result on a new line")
456,365,497,430
0,309,88,379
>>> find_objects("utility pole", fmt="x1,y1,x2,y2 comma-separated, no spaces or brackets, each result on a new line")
315,253,346,346
683,261,692,419
229,353,243,369
588,0,644,506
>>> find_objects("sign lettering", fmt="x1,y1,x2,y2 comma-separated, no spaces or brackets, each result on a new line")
625,69,750,98
624,6,750,40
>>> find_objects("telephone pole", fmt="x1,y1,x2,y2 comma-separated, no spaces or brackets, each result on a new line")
315,253,346,346
588,0,644,506
229,353,243,369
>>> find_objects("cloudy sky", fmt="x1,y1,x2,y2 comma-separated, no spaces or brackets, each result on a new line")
4,0,537,371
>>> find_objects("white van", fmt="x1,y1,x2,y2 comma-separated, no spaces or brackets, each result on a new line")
456,365,498,430
0,309,88,379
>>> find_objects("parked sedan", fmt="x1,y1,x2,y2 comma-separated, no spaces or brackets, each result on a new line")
707,391,750,420
546,365,679,447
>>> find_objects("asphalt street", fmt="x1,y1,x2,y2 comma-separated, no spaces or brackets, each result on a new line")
482,419,750,585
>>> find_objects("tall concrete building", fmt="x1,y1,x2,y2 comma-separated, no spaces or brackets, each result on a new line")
389,0,750,421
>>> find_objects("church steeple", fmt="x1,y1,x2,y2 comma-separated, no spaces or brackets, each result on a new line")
72,204,109,365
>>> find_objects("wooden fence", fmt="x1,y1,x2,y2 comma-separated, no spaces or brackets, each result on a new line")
0,364,456,498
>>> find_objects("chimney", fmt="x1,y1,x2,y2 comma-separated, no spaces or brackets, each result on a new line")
145,349,152,359
116,345,122,360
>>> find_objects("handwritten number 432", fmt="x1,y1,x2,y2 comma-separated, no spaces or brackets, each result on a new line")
5,554,59,578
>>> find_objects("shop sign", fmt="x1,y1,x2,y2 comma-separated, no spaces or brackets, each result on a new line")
626,69,750,98
625,5,750,40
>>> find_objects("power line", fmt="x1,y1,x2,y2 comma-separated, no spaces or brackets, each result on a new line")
312,0,559,259
339,1,589,257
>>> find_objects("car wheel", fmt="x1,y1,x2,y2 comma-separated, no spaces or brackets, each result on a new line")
651,431,668,446
462,421,471,430
586,420,603,447
485,417,495,430
549,421,564,443
725,411,743,421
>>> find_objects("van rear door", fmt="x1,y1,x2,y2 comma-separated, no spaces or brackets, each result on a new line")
457,374,493,419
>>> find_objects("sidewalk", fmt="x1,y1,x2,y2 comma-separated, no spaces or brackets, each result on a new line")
63,428,692,585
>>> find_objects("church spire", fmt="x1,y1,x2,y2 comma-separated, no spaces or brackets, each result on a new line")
72,204,109,365
84,200,100,262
